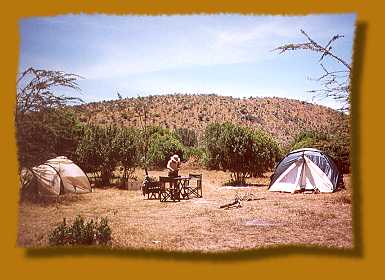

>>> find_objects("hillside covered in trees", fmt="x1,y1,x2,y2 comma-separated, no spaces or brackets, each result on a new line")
73,94,349,147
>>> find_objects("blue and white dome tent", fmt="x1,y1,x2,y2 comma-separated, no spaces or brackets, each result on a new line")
269,148,341,193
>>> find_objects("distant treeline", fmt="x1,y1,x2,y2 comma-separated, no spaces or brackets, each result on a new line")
73,94,348,147
16,107,350,187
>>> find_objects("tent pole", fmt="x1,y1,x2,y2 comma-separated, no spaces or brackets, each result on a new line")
42,163,64,195
299,152,305,191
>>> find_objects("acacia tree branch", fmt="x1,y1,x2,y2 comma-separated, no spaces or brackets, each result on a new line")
273,30,351,71
273,30,352,112
16,68,84,119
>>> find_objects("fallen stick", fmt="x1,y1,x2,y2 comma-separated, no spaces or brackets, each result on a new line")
220,199,241,209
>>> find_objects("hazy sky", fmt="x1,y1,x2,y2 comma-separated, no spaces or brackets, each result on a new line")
19,14,356,109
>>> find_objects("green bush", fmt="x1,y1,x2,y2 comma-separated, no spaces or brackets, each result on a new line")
174,128,198,147
48,218,72,246
95,218,112,245
76,124,141,185
203,122,282,184
116,127,140,182
290,129,350,174
183,146,205,160
48,215,112,246
290,131,328,151
75,125,121,185
145,128,185,169
16,108,83,170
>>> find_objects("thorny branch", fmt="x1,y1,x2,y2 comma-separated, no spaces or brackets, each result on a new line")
16,67,84,120
273,30,352,112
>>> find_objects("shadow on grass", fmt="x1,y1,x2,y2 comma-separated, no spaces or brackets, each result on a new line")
349,20,365,259
221,183,268,188
24,21,365,262
20,193,88,206
25,245,359,262
245,183,268,188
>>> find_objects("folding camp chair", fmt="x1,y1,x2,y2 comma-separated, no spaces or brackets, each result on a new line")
188,174,203,198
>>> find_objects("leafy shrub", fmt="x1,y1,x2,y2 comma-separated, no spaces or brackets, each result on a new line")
116,127,140,182
95,218,112,245
203,122,282,184
145,128,185,169
16,68,83,172
290,131,328,151
48,215,112,246
76,125,124,185
174,128,198,147
290,128,350,174
16,108,83,170
183,146,205,160
48,218,72,246
76,124,141,185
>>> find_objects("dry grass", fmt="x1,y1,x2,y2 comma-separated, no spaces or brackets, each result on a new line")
17,168,353,252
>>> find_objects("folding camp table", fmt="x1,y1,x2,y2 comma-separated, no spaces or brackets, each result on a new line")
159,176,191,202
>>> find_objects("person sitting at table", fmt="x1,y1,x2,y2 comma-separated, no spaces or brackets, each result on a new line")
167,154,180,178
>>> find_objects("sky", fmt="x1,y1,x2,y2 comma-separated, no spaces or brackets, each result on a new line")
19,14,356,110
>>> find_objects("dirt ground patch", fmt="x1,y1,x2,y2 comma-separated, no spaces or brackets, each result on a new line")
17,169,353,252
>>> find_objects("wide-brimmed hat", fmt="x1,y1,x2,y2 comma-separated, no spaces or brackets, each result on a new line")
171,154,180,161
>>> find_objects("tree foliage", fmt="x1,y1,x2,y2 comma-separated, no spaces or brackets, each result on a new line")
132,96,152,175
75,125,120,185
75,124,140,185
16,67,83,119
17,109,83,169
16,68,83,172
203,122,282,184
116,127,140,181
290,124,350,174
174,128,198,147
145,128,184,169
